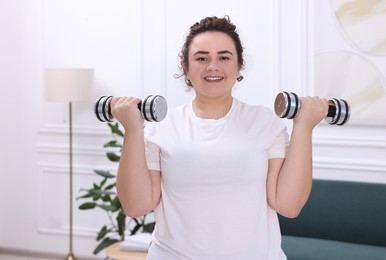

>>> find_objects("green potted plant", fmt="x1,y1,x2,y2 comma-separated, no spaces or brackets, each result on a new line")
77,122,155,254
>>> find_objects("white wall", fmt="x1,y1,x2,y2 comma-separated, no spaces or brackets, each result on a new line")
0,0,385,258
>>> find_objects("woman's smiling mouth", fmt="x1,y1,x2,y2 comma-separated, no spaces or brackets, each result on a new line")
204,76,224,82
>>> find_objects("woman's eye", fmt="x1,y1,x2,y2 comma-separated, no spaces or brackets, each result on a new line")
220,56,230,61
196,57,207,61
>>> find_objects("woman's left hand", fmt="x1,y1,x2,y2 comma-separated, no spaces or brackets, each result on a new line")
293,96,329,131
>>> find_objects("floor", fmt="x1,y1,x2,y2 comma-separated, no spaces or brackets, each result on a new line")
0,248,103,260
0,253,102,260
0,255,58,260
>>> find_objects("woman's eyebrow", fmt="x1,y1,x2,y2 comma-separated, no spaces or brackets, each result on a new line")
193,50,233,55
218,50,233,55
193,51,209,55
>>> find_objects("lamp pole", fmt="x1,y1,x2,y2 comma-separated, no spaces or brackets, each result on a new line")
66,101,76,260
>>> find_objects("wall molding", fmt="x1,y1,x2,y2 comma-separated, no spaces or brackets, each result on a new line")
314,135,386,149
38,124,111,137
38,162,117,175
314,157,386,173
159,0,166,95
273,0,282,94
140,0,167,96
37,143,106,157
299,0,313,94
277,0,313,95
37,226,98,239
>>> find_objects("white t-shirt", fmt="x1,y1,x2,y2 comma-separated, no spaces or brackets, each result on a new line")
144,98,289,260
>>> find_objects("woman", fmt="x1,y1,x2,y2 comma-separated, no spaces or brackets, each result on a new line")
111,16,328,259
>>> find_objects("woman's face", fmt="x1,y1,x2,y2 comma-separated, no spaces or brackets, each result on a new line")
186,31,241,99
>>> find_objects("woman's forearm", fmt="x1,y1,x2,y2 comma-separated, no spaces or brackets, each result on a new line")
275,125,313,217
116,129,156,217
271,96,328,217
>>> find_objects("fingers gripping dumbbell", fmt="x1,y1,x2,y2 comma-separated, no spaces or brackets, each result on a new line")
274,91,350,126
94,95,168,122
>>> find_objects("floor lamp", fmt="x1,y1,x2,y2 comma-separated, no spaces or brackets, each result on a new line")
45,68,94,260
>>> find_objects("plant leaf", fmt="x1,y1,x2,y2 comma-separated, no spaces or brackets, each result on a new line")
143,222,156,233
95,190,115,196
98,204,118,212
94,170,115,178
92,193,101,201
105,183,116,190
93,237,119,254
111,196,121,209
79,202,97,210
101,194,111,202
104,140,122,148
96,225,112,241
108,122,124,137
106,152,120,162
116,211,126,238
76,191,94,200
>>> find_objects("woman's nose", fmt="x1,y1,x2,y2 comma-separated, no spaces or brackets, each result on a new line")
206,60,219,71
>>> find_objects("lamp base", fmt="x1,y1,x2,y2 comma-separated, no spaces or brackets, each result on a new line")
66,252,76,260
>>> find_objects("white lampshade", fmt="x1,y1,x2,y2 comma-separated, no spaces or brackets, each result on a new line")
45,68,94,102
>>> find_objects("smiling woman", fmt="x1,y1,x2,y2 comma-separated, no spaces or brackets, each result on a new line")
110,16,330,260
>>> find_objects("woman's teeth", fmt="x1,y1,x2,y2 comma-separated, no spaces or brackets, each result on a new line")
205,76,223,81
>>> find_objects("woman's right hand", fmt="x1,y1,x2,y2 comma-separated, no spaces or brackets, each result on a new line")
293,96,329,131
110,96,144,132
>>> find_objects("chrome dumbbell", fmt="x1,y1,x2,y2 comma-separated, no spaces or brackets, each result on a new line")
274,91,350,126
94,95,168,122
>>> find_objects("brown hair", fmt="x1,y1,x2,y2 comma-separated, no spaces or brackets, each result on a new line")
178,16,245,87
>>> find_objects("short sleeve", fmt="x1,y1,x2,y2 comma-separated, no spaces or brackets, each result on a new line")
268,117,289,159
144,123,161,171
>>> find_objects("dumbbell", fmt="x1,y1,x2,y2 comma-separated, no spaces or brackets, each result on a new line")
274,91,350,126
94,95,168,122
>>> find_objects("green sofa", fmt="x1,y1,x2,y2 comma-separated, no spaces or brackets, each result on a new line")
278,179,386,260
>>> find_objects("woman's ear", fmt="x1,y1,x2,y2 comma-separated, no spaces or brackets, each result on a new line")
183,63,189,74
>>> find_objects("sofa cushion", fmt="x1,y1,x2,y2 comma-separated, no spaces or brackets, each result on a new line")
279,179,386,247
282,235,386,260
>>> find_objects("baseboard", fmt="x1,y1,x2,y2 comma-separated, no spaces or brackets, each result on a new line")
0,247,101,260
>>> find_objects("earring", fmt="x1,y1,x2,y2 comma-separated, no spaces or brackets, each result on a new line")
237,75,244,82
185,79,192,86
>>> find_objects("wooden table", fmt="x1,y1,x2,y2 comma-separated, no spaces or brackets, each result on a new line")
105,242,148,260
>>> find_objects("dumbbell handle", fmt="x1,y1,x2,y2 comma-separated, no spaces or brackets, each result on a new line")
94,95,168,122
327,105,335,118
274,91,350,126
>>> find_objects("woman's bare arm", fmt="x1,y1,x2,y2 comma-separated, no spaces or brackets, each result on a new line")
110,97,161,218
267,96,328,218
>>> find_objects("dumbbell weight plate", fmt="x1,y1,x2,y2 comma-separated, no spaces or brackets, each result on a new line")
94,96,114,122
274,91,300,119
140,95,168,122
325,98,350,126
